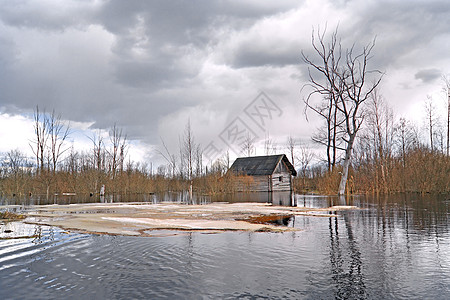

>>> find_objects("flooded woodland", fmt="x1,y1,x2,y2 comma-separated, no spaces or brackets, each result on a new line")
0,112,449,298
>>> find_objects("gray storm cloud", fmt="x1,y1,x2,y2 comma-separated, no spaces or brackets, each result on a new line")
0,0,449,154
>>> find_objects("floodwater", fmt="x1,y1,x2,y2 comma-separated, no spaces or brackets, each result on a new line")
0,193,449,299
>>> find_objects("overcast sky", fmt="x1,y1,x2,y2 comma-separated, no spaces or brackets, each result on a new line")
1,0,449,166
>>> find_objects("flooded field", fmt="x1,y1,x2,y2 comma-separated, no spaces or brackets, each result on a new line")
1,193,449,299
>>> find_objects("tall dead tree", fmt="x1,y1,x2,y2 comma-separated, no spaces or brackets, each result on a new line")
302,27,383,195
29,106,70,199
298,143,314,188
30,106,48,172
195,146,203,177
158,137,178,178
448,85,450,156
109,124,127,180
89,130,105,172
48,110,70,174
366,89,394,192
425,95,436,152
442,75,450,156
183,120,195,181
181,120,201,200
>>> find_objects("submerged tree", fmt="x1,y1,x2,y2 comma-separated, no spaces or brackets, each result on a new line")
442,75,450,156
302,26,383,195
180,119,202,200
365,90,394,192
29,106,71,199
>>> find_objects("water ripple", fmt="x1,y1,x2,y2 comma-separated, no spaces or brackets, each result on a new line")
0,194,449,299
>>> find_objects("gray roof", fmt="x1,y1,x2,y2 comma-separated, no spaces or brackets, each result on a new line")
229,154,297,176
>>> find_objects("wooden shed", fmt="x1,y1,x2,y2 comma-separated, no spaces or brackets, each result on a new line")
228,154,297,192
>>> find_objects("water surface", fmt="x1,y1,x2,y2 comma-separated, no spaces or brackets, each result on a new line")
0,193,449,299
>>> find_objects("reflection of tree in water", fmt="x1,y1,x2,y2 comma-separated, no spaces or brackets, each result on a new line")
328,193,448,299
329,214,366,299
32,224,55,244
367,193,448,235
184,232,195,272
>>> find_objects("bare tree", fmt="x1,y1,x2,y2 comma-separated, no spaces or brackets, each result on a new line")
119,139,128,174
394,118,419,159
65,146,79,174
366,89,394,192
286,135,297,168
195,145,203,177
178,136,185,179
3,149,30,195
109,124,127,180
442,75,450,156
181,119,201,201
87,130,107,195
241,133,255,157
157,165,167,177
29,106,71,200
158,137,177,178
302,26,383,195
5,149,26,174
89,130,105,172
264,134,277,155
425,95,437,152
48,110,70,173
435,124,446,153
182,120,195,181
30,106,48,172
298,143,314,188
393,117,420,191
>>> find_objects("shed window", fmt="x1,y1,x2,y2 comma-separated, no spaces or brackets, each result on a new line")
279,176,283,182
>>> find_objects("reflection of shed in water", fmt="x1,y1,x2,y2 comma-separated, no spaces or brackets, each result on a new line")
213,191,295,206
228,154,297,192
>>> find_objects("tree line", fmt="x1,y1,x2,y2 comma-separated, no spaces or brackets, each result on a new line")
0,102,448,199
0,111,255,199
295,115,450,194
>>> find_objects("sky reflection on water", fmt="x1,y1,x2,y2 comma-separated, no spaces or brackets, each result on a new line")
0,193,449,299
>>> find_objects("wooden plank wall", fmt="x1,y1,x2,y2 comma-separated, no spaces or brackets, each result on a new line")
271,160,292,191
271,172,292,191
235,175,270,192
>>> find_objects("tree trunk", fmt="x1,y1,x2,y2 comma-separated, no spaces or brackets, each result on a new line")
338,136,355,195
447,91,449,156
338,155,350,195
189,181,193,203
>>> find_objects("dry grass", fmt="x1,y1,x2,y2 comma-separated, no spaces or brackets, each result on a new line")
0,211,26,220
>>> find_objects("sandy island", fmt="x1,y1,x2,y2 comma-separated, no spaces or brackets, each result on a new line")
15,202,359,236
